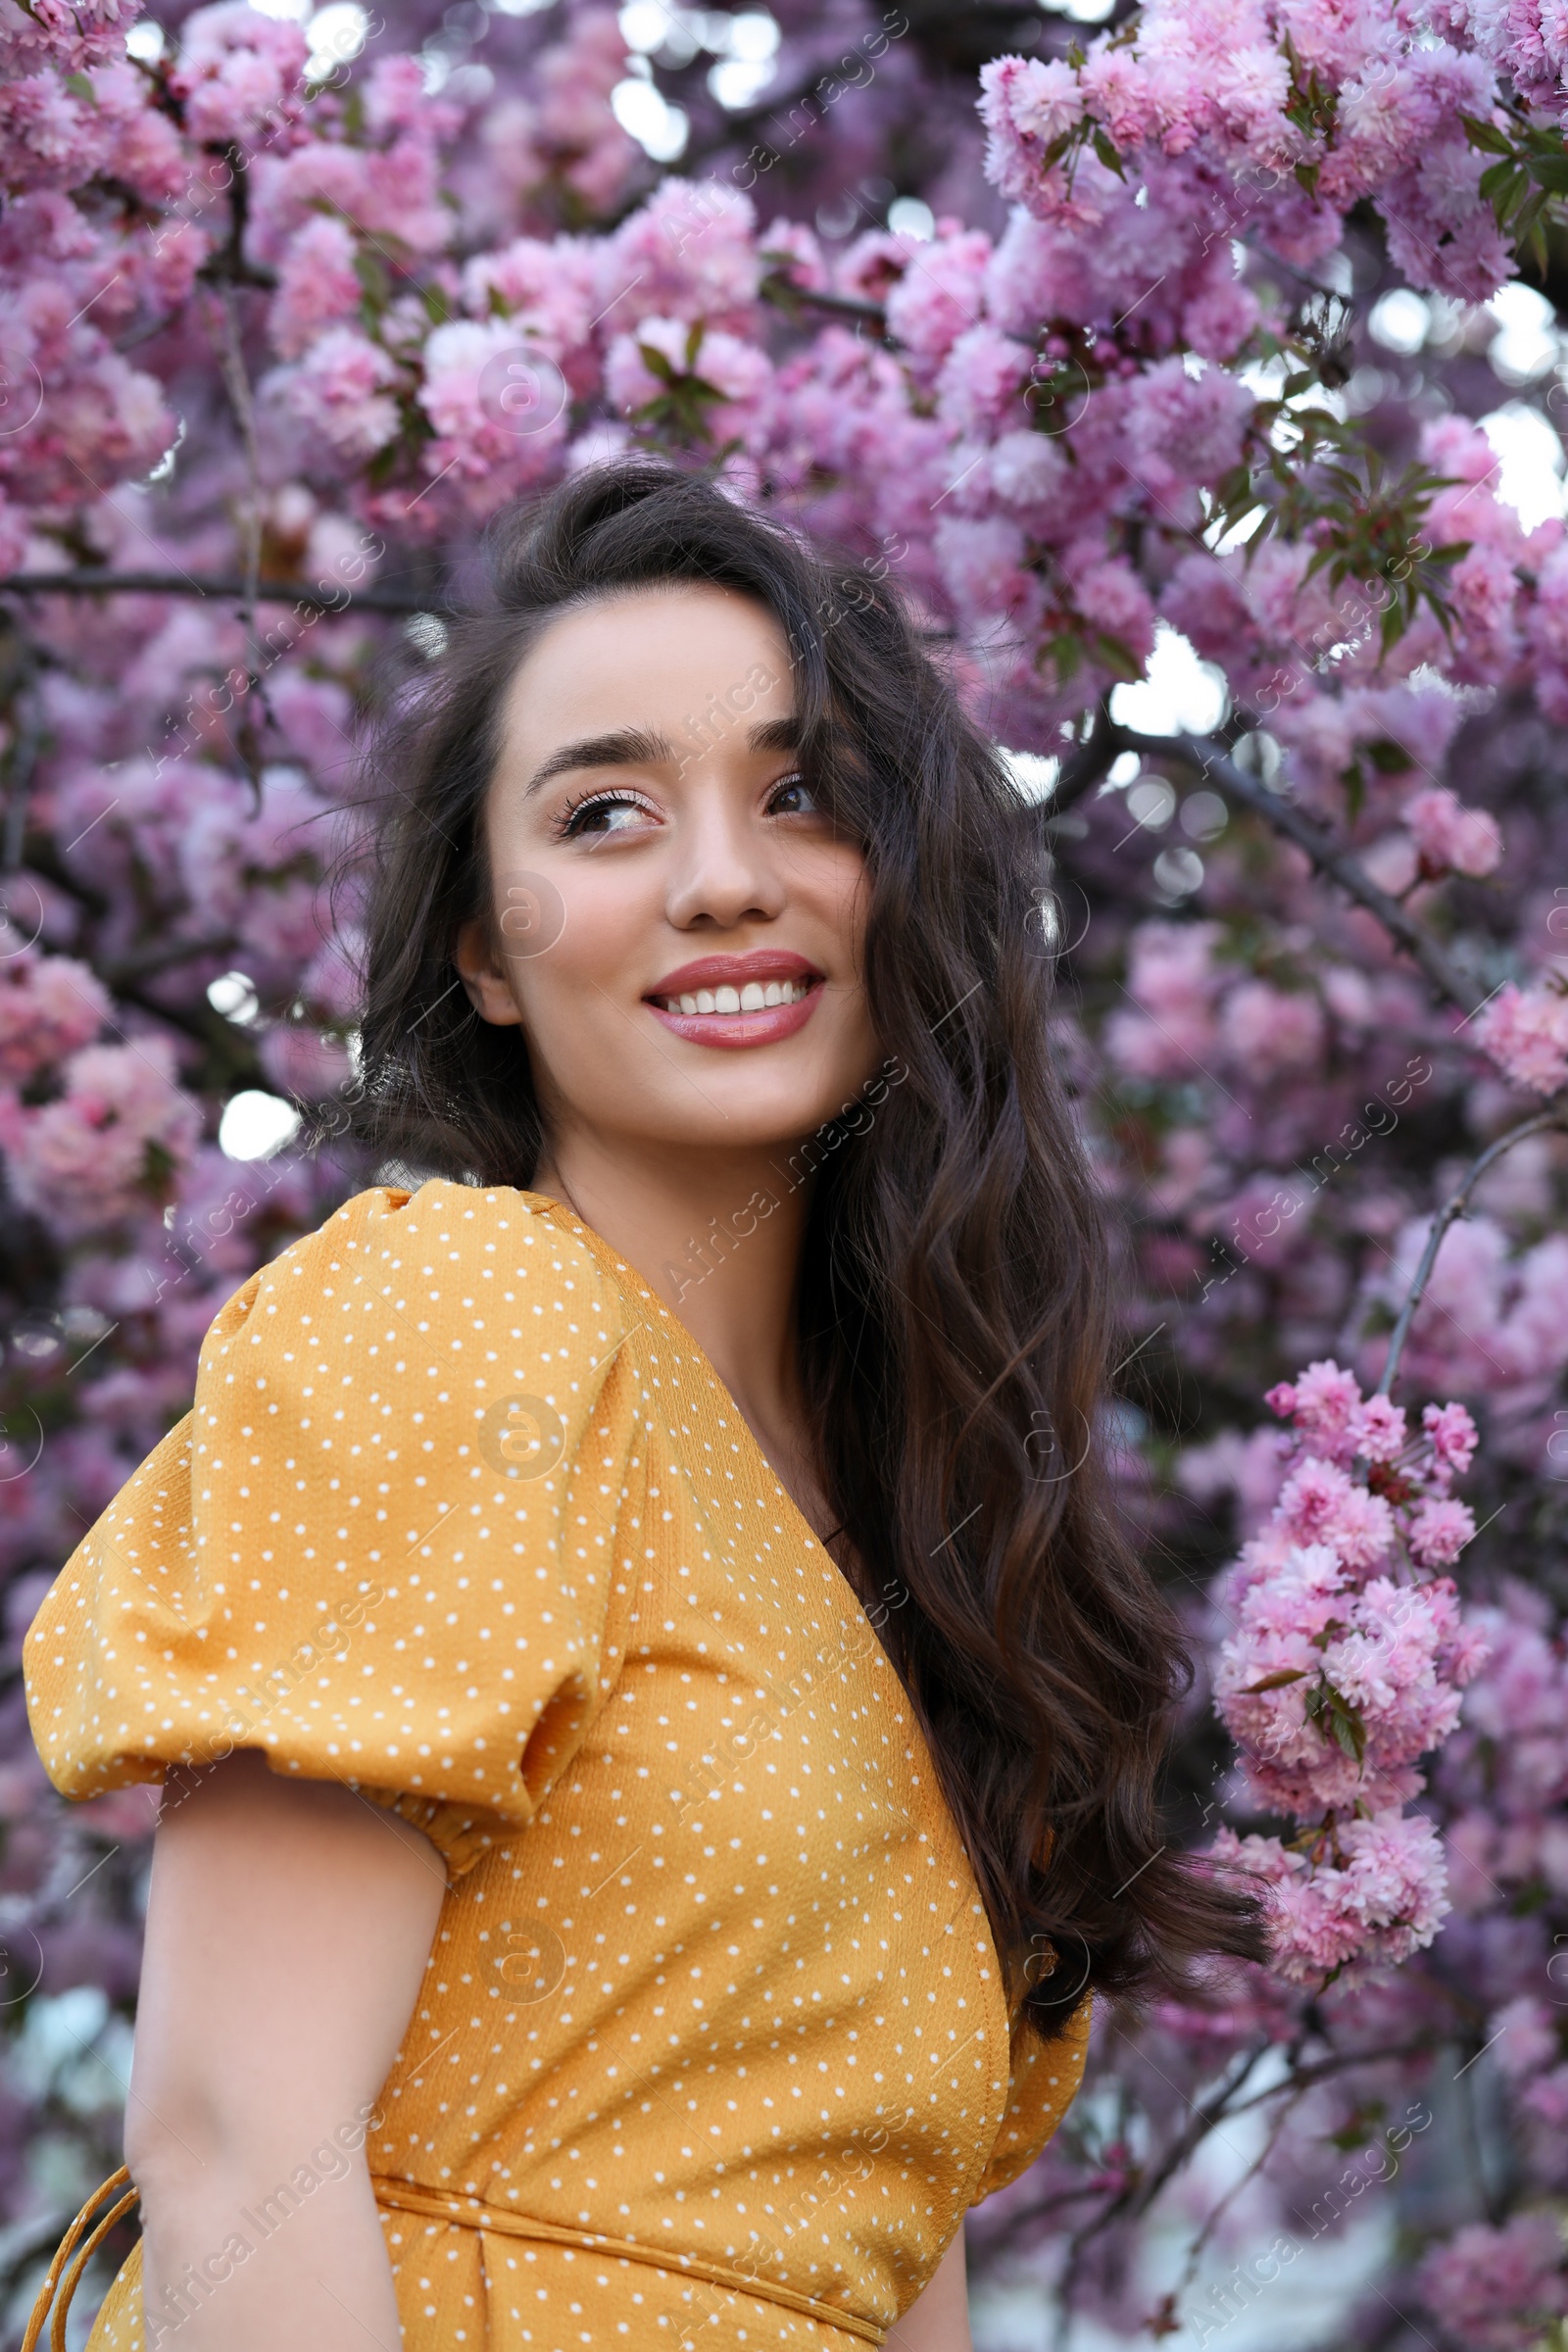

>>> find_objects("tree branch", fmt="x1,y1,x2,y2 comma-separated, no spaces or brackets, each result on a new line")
1113,728,1483,1016
0,572,439,615
756,269,892,341
1375,1107,1568,1397
104,934,239,987
1044,696,1120,814
211,282,269,793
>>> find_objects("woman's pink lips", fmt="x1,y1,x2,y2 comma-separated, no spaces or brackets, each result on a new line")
647,983,822,1050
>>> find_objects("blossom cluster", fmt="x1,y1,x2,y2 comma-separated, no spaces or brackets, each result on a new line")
1210,1361,1488,1981
977,0,1512,298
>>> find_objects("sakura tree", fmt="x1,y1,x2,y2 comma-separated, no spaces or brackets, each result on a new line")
3,0,1568,2342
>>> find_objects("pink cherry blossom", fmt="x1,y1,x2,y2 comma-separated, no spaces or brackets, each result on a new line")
1403,785,1504,879
270,217,364,363
1474,981,1568,1098
1417,2215,1568,2352
0,949,108,1081
1210,1813,1451,1983
0,1036,201,1232
281,324,404,464
1273,1455,1396,1570
1424,1400,1480,1478
1407,1496,1477,1566
1266,1358,1365,1459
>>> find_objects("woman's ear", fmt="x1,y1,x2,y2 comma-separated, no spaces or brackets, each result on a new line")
454,916,524,1028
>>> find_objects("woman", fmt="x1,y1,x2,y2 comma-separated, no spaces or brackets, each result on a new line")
24,459,1263,2352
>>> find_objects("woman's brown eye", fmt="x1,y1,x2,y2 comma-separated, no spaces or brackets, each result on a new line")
562,793,655,839
769,774,817,816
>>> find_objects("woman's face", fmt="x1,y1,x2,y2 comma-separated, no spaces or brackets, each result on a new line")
456,584,881,1163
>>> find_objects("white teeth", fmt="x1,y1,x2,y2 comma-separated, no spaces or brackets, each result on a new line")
660,977,815,1014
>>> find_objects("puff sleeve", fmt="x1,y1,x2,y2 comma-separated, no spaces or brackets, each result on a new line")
970,1991,1093,2203
23,1182,640,1881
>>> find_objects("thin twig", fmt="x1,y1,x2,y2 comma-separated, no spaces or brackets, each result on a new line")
213,283,270,795
1375,1107,1568,1396
973,2179,1130,2257
1053,2030,1274,2279
1220,2033,1444,2116
1167,2087,1304,2313
0,573,438,615
0,627,43,872
104,933,239,986
763,281,890,330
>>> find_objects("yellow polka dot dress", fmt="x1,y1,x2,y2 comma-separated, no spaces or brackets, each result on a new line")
24,1182,1089,2351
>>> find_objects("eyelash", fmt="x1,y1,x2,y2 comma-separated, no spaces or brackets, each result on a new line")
556,786,660,840
554,772,810,840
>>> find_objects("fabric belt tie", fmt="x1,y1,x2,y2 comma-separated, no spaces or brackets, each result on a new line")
368,2174,888,2345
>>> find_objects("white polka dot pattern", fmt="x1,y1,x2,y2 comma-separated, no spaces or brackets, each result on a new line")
24,1183,1090,2352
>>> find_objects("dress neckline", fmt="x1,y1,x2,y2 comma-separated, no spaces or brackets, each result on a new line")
518,1185,845,1560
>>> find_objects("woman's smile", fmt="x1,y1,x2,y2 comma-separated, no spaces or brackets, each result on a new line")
644,950,823,1048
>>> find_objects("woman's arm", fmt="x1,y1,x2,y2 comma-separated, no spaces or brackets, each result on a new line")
887,2227,975,2352
124,1746,447,2351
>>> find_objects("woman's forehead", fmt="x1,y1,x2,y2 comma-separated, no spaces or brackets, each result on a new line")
495,586,795,753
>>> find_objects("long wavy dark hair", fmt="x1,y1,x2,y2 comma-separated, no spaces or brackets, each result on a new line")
349,457,1267,2041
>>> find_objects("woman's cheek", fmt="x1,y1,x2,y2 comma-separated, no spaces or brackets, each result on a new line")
526,862,659,1031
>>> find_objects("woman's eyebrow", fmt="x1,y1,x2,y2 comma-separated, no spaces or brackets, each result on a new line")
747,716,800,754
523,725,674,798
524,715,800,797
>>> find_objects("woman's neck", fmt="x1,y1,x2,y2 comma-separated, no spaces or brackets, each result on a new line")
530,1132,831,1536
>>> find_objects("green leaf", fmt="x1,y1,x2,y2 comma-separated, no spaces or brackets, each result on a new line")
1498,169,1531,222
64,69,96,100
1481,161,1530,220
1364,737,1414,773
1528,152,1568,192
1244,1668,1308,1691
1304,1680,1368,1764
1513,187,1550,243
1091,629,1143,680
1091,126,1126,177
354,249,390,314
1294,161,1321,197
1461,112,1516,155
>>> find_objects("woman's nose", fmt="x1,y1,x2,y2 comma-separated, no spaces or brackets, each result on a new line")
662,795,789,930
